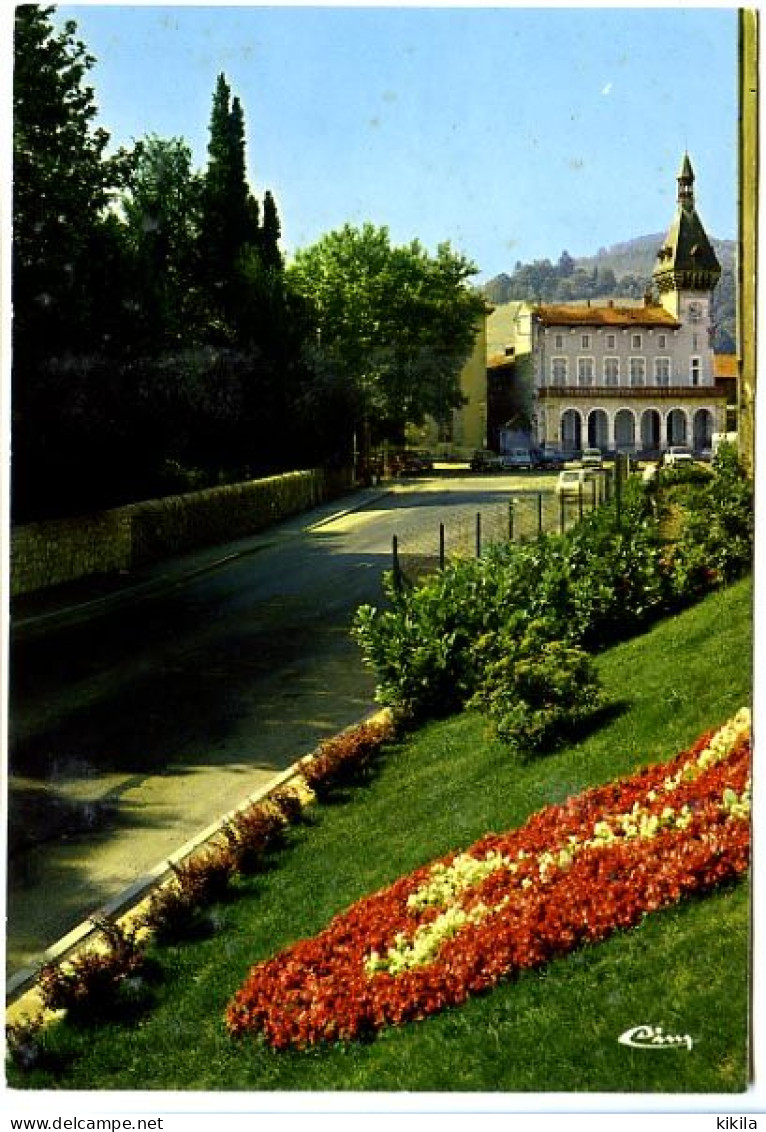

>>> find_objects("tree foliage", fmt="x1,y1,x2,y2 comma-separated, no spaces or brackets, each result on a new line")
12,13,303,520
120,135,203,349
12,4,136,358
289,224,486,442
12,10,483,521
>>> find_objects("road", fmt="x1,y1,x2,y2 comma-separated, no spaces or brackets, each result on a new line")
7,472,554,978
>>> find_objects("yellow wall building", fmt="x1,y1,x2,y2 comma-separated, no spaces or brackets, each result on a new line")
416,313,489,458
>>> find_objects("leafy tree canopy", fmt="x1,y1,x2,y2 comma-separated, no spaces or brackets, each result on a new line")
13,4,137,356
288,224,486,438
120,135,204,348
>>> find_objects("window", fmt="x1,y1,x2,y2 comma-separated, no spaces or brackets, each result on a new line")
692,333,699,351
551,357,567,385
690,357,701,386
604,357,620,386
577,357,594,386
554,334,564,349
581,334,591,349
654,357,671,386
629,357,646,386
606,334,616,349
631,333,642,350
658,334,667,349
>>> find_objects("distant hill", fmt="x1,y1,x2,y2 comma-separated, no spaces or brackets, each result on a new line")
574,233,736,279
482,234,737,352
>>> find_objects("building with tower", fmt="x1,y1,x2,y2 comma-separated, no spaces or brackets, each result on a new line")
490,155,729,457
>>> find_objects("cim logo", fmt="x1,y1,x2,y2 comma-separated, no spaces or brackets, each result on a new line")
618,1024,693,1052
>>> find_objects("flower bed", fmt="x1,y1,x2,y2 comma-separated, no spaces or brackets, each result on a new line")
226,710,751,1049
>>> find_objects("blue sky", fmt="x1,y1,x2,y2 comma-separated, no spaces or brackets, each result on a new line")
53,5,739,281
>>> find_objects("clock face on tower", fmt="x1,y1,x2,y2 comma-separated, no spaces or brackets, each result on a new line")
687,301,705,322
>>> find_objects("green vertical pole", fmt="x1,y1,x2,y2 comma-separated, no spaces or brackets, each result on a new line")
393,534,402,591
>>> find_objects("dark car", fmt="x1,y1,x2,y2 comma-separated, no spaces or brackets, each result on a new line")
536,448,567,469
470,449,504,472
501,448,535,471
399,449,434,474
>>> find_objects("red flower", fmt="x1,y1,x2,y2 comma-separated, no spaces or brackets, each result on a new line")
226,725,751,1048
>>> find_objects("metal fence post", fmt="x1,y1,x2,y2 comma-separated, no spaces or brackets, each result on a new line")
439,522,445,570
476,512,482,558
508,499,514,542
538,493,543,537
392,534,402,591
559,491,565,534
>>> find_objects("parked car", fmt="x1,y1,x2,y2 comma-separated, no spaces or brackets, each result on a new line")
501,448,535,471
470,449,504,472
536,448,567,469
555,467,604,497
399,449,434,473
663,445,694,468
581,447,604,468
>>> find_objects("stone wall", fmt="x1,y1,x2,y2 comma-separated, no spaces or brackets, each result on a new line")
10,511,132,598
11,468,352,597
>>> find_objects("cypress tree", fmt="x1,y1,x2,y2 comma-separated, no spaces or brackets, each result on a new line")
260,190,283,271
199,73,264,337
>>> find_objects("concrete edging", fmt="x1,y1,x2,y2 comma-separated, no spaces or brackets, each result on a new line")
6,761,304,1007
6,708,392,1015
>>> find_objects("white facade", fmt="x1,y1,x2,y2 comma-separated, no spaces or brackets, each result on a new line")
526,293,725,453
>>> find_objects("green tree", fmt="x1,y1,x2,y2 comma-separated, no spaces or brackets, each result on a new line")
259,190,283,271
13,4,136,357
557,249,575,278
288,224,485,448
121,135,203,348
12,4,140,519
198,73,262,338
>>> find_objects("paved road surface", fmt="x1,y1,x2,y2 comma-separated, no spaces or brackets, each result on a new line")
7,473,551,977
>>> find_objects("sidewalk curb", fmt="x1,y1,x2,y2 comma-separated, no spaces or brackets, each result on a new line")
5,762,303,1005
6,708,392,1012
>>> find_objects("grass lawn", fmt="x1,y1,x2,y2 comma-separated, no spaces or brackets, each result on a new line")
11,576,752,1093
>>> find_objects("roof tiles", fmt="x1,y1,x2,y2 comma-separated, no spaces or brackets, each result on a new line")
534,304,681,329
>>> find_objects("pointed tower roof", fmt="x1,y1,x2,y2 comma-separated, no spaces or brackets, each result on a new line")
652,154,721,295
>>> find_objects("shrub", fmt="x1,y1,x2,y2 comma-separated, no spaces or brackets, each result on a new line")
668,445,753,598
565,493,671,646
300,718,395,798
269,785,305,825
142,847,235,941
352,459,752,733
170,846,234,903
659,462,712,488
38,919,146,1018
6,1013,47,1072
470,629,603,753
353,543,569,721
221,801,287,875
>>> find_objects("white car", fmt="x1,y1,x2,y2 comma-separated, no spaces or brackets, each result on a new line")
663,446,694,467
555,467,603,496
581,447,603,468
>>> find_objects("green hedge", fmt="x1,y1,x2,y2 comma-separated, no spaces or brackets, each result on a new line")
353,451,753,741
